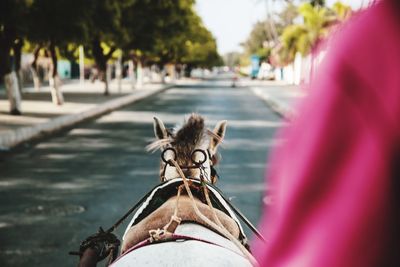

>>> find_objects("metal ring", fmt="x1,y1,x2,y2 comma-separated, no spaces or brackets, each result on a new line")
191,149,207,165
161,148,177,164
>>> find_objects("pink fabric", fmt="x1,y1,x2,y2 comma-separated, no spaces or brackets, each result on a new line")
254,1,400,266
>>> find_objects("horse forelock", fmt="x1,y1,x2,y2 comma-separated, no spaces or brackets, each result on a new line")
173,114,206,160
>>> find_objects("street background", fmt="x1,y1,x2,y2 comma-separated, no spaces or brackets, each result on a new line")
0,76,295,266
0,0,371,266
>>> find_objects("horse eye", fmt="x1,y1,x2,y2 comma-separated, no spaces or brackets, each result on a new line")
161,148,176,164
191,149,207,165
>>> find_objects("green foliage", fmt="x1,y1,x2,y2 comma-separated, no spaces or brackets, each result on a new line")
278,2,298,26
86,0,129,46
223,52,241,68
27,0,89,45
243,21,272,56
181,17,222,67
272,1,351,67
1,0,222,77
0,0,31,75
120,0,221,68
0,0,31,37
82,0,132,73
242,2,298,63
332,2,352,20
310,0,325,7
58,43,80,63
280,24,308,62
240,0,353,68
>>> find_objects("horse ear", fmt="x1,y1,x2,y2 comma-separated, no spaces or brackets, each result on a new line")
209,120,227,153
153,117,168,140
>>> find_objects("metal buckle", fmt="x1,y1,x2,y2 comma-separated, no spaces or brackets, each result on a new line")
161,147,177,164
191,149,207,165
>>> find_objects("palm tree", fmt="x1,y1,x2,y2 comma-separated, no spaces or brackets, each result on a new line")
271,2,352,78
271,3,329,65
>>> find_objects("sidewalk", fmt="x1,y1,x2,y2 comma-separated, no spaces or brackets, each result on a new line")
0,79,177,150
242,79,306,120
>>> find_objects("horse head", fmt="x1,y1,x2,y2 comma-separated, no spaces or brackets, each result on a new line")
148,114,227,184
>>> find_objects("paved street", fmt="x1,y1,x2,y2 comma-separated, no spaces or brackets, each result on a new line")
0,78,284,266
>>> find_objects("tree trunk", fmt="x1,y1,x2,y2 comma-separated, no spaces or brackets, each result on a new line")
48,41,64,105
128,60,136,89
171,65,176,81
184,64,192,78
105,64,111,95
4,72,22,115
0,31,22,115
12,38,23,94
16,68,23,95
116,55,122,93
31,45,41,91
136,60,143,88
79,45,85,89
161,65,167,84
99,67,110,95
91,37,115,95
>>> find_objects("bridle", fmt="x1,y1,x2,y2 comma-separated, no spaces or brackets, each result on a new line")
160,147,218,183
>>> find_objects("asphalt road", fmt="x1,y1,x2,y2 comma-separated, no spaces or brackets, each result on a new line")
0,78,283,266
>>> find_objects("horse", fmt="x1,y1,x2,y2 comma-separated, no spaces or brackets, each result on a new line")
110,114,257,266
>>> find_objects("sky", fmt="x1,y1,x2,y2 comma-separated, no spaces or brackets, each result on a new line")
196,0,371,55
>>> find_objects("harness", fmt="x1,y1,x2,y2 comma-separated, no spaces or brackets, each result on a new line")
70,148,264,266
121,178,248,246
120,156,261,265
160,147,218,183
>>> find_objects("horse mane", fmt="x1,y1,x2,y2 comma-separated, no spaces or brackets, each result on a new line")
147,113,222,152
174,114,205,151
146,138,172,152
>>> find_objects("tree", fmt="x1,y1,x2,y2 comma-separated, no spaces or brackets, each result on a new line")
121,0,197,83
271,2,339,67
242,1,298,63
27,0,89,104
224,52,241,68
151,6,222,78
0,0,29,115
120,0,158,87
84,0,130,95
12,38,24,94
30,43,42,91
332,2,353,20
278,1,299,26
181,17,223,72
270,1,353,81
243,20,273,61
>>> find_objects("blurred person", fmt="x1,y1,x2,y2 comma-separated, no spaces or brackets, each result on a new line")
253,0,400,266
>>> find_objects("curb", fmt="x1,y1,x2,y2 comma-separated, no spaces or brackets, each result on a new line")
251,87,296,121
0,84,174,150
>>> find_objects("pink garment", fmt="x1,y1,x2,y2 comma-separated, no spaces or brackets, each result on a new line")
254,1,400,266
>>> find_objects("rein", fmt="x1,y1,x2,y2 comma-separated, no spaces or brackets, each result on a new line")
166,159,259,266
160,147,264,242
